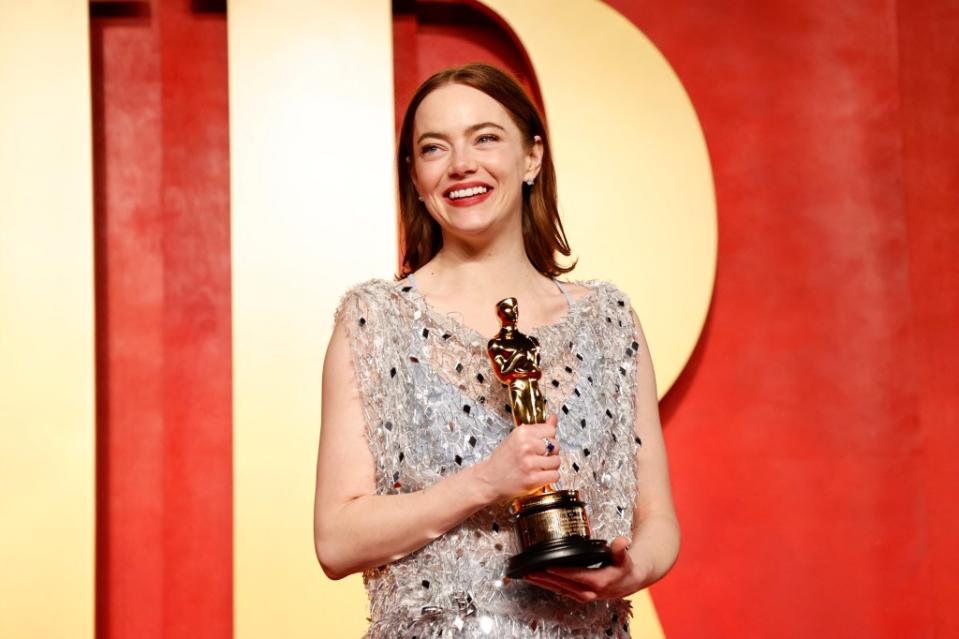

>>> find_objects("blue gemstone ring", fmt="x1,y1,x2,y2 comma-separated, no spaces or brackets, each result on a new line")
543,438,556,456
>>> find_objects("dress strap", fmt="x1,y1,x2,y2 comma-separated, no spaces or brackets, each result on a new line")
553,279,574,310
406,272,418,290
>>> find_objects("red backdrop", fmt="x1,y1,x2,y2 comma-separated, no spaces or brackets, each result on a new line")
91,1,958,637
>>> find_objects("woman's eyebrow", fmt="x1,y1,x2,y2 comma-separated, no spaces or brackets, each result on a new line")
416,121,506,145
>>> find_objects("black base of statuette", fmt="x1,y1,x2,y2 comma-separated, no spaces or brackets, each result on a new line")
506,537,612,579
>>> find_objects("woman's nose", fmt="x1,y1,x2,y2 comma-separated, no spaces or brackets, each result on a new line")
448,146,477,176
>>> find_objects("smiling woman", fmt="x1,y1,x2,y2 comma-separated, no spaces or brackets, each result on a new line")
313,63,679,638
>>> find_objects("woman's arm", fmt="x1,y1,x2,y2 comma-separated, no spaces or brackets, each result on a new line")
623,305,681,583
313,316,562,580
525,306,680,600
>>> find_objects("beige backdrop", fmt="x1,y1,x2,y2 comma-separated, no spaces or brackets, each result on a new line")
0,1,95,637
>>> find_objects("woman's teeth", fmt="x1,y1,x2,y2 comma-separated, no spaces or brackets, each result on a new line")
448,186,489,200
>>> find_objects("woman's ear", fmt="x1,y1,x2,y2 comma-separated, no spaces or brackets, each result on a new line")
407,159,424,201
406,156,415,183
525,134,544,181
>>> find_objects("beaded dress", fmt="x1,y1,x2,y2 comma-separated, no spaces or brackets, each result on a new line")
334,276,644,638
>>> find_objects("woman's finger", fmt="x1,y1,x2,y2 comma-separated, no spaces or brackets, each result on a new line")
525,573,597,603
608,536,632,567
531,471,560,487
523,575,567,598
539,454,561,471
544,565,611,590
522,424,557,443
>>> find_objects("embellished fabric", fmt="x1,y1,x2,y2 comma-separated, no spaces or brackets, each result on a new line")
334,278,643,638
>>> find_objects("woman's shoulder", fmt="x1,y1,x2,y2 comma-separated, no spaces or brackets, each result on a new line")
559,277,634,308
333,277,404,324
337,277,398,299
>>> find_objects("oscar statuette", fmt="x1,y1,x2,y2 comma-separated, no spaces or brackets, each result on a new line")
487,297,612,578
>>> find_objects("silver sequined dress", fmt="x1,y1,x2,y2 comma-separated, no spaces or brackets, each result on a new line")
335,277,643,638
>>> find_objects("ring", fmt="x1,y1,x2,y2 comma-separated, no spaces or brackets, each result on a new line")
543,438,556,456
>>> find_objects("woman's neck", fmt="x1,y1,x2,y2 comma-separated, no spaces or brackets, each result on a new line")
418,232,551,302
408,219,570,336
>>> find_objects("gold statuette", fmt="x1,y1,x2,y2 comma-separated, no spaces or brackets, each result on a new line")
487,297,611,578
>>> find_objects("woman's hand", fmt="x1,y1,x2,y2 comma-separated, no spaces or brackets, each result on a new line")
472,414,561,503
523,537,652,603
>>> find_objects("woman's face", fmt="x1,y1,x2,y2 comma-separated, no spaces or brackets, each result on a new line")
410,83,542,243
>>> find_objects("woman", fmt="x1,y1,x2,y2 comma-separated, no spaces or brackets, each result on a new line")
314,63,679,638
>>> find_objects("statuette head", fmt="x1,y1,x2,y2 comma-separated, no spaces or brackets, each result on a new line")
495,297,519,327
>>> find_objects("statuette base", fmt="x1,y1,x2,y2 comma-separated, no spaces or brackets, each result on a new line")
506,537,612,579
505,489,612,578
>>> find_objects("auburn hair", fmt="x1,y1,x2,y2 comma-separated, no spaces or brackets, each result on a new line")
396,63,575,278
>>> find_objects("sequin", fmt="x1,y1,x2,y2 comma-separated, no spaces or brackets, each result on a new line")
334,278,641,638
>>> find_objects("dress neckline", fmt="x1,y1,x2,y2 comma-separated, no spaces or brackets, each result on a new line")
397,274,599,344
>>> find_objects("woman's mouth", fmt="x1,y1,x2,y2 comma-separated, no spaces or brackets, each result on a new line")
444,184,494,207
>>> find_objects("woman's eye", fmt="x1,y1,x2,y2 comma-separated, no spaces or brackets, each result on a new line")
477,134,499,144
420,144,439,155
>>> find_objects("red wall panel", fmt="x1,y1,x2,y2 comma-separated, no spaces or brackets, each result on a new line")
92,7,165,636
898,2,959,636
92,1,232,637
603,1,959,637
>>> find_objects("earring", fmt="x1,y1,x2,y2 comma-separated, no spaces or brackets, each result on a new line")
417,194,424,201
525,177,535,186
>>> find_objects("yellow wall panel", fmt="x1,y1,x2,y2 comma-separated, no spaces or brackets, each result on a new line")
229,1,396,637
0,1,95,637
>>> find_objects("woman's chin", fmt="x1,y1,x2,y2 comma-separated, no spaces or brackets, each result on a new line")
437,212,500,238
436,204,519,240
